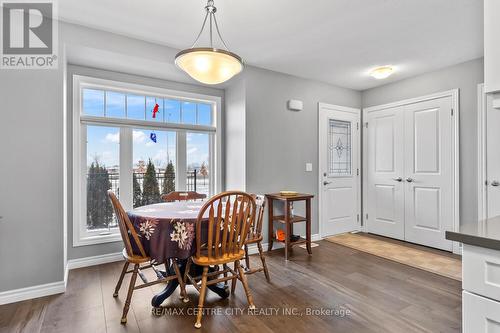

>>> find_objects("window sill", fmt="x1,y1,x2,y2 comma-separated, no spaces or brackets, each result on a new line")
73,232,122,247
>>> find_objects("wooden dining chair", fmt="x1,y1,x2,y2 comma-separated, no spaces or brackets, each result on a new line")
161,191,207,202
242,194,270,282
108,191,187,324
182,191,257,328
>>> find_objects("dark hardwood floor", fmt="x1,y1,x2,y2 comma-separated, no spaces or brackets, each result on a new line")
0,240,461,333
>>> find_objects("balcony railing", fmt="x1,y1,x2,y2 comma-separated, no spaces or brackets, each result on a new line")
86,169,209,230
92,170,208,198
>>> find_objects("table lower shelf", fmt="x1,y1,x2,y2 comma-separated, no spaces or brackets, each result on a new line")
273,237,308,246
272,215,307,223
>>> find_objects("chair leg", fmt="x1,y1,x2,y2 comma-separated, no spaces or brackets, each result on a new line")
183,258,192,286
172,260,188,303
257,242,270,282
121,264,138,324
194,266,209,329
231,262,238,294
114,261,129,297
235,260,255,309
244,245,250,271
223,264,228,287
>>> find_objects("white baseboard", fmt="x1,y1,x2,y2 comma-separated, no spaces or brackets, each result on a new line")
1,235,322,305
311,234,322,242
0,252,123,305
66,252,123,270
0,280,65,305
64,263,69,289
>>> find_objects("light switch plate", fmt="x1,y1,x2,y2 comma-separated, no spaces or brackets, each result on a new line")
306,163,313,172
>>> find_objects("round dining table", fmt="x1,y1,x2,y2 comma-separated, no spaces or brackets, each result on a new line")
127,200,230,307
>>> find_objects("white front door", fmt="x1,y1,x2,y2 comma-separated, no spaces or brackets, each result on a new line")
365,106,405,240
319,104,360,237
403,97,454,251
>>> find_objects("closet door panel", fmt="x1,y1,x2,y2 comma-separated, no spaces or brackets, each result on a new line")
366,108,405,240
403,97,453,251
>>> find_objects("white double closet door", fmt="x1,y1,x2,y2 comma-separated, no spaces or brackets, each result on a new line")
365,96,454,251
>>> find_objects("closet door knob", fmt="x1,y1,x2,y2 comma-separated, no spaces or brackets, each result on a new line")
406,177,414,183
393,177,402,182
492,180,500,187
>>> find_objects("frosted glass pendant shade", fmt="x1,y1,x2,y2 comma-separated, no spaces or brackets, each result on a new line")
175,48,243,85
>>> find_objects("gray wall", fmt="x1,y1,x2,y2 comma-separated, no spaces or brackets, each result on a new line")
0,55,65,291
224,75,246,191
244,66,362,238
66,65,224,260
362,58,484,226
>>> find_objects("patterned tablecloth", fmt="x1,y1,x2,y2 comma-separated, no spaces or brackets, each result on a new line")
127,201,211,263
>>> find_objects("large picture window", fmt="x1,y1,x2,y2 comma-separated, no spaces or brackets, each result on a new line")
73,75,221,246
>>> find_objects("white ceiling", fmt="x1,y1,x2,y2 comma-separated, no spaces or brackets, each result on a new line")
58,0,483,90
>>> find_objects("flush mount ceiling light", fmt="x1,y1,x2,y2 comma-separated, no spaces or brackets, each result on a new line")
370,66,394,79
175,0,243,85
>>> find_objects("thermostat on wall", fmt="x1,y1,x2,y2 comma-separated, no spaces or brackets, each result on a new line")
287,99,303,111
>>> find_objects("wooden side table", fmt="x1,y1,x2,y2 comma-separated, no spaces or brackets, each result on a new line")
265,193,314,260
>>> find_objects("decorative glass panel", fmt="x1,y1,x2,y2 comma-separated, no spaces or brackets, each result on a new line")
328,119,351,176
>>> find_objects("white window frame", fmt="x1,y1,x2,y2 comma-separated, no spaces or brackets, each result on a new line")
72,75,222,246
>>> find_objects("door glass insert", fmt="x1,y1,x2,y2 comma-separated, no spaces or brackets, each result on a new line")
328,119,351,176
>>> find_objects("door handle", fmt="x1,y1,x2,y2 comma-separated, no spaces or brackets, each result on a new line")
393,177,403,182
405,177,414,183
323,181,331,186
492,180,500,187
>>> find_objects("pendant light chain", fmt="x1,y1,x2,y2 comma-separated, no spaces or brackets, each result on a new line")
213,12,229,50
190,11,209,48
189,0,230,51
209,7,213,48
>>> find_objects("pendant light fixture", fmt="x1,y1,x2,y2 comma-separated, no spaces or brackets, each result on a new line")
175,0,243,85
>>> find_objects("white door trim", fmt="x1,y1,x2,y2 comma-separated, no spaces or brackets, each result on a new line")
318,102,361,239
362,89,460,254
478,83,487,222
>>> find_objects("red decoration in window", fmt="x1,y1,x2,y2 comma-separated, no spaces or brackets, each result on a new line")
152,103,160,119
